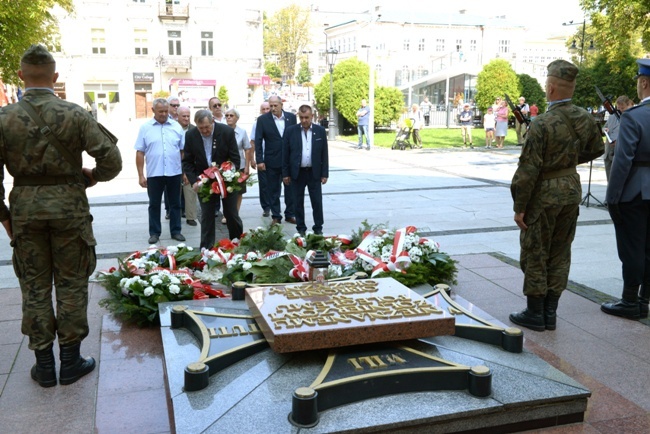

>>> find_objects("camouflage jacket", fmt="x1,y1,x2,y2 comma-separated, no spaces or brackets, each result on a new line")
0,89,122,221
511,101,603,215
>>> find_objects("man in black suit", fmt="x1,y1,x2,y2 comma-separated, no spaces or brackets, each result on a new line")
182,110,242,248
282,105,329,235
254,95,297,224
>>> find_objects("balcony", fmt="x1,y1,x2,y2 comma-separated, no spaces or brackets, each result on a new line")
158,2,189,21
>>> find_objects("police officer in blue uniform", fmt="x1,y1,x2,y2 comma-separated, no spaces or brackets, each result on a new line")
602,59,650,320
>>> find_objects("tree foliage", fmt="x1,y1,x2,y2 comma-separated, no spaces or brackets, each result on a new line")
264,61,281,80
217,85,229,107
296,60,311,84
314,58,403,127
263,5,311,80
517,73,547,113
582,0,649,64
572,53,638,108
475,59,520,112
0,0,73,84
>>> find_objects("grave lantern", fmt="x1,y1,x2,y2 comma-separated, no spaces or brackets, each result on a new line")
307,250,329,284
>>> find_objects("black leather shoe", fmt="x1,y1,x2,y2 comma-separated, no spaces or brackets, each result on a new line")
509,297,545,332
172,233,186,242
262,209,270,217
31,344,57,388
148,235,159,244
59,343,95,386
186,219,197,226
271,218,282,225
601,300,640,320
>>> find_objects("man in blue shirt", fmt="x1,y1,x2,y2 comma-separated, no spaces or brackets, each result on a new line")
135,98,186,244
356,99,371,150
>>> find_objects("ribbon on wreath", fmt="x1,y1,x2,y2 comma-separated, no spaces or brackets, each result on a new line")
355,227,417,277
288,252,311,281
204,164,228,198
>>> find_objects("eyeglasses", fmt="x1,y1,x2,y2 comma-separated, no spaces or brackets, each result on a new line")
170,104,180,108
212,103,222,108
225,114,236,118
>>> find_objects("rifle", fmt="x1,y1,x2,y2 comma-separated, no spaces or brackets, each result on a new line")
504,94,530,137
595,85,621,120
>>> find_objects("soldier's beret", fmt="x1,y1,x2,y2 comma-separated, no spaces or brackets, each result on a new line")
634,58,650,79
547,59,578,82
20,44,56,65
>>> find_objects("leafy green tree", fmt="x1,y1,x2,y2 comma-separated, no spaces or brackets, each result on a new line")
374,86,404,127
583,0,648,64
572,53,638,108
263,5,311,79
475,59,520,112
264,61,282,80
517,73,547,113
296,60,311,85
0,0,74,84
218,85,229,107
314,58,403,127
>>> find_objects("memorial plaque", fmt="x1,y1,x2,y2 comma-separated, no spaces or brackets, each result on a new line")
246,278,455,353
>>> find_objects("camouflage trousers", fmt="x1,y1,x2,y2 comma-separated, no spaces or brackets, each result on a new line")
520,204,579,298
11,216,97,351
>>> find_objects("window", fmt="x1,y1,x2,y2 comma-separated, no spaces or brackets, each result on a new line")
436,38,445,52
134,29,148,55
168,30,182,55
402,65,410,82
469,39,477,52
498,40,510,54
456,39,462,52
91,28,106,54
403,39,410,51
201,31,213,56
418,38,425,51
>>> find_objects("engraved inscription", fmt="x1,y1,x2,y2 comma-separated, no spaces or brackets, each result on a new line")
208,324,264,338
347,354,407,371
268,280,380,300
270,294,442,329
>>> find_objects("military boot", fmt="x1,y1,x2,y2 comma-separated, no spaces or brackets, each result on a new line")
509,296,545,332
601,285,640,320
544,294,561,330
639,284,650,319
31,344,57,388
59,342,96,386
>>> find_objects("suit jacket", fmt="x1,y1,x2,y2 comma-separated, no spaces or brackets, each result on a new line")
607,100,650,204
254,110,297,169
282,123,329,181
182,122,240,185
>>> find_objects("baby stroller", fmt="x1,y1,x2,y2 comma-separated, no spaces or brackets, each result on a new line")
391,125,412,150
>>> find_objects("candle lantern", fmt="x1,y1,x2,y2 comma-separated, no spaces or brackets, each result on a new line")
307,250,330,284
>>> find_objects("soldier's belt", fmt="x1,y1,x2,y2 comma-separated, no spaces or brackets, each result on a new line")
541,167,577,180
632,161,650,167
13,175,81,186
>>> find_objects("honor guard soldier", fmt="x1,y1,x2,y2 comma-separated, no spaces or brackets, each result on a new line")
509,59,603,331
0,45,122,387
602,58,650,320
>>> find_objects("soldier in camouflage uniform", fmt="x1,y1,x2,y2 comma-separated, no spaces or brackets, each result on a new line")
0,45,122,387
509,59,603,332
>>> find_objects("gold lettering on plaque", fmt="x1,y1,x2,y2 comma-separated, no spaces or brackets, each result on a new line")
347,354,407,371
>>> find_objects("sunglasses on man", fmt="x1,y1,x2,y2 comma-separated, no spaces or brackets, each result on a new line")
212,103,222,108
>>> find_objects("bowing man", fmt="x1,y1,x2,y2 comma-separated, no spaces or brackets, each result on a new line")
182,110,242,248
282,105,329,235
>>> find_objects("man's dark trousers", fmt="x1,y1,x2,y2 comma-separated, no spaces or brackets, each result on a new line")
294,167,323,233
267,166,294,221
199,192,242,248
147,175,182,237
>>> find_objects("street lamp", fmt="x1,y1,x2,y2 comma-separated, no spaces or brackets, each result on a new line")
155,54,165,92
326,47,338,141
562,19,594,65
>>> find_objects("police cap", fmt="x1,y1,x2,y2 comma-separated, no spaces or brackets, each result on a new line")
634,58,650,79
547,59,578,82
20,44,56,65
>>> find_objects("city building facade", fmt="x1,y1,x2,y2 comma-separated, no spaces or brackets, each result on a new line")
53,0,263,126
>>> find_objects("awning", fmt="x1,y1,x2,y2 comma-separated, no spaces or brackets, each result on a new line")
168,78,216,87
